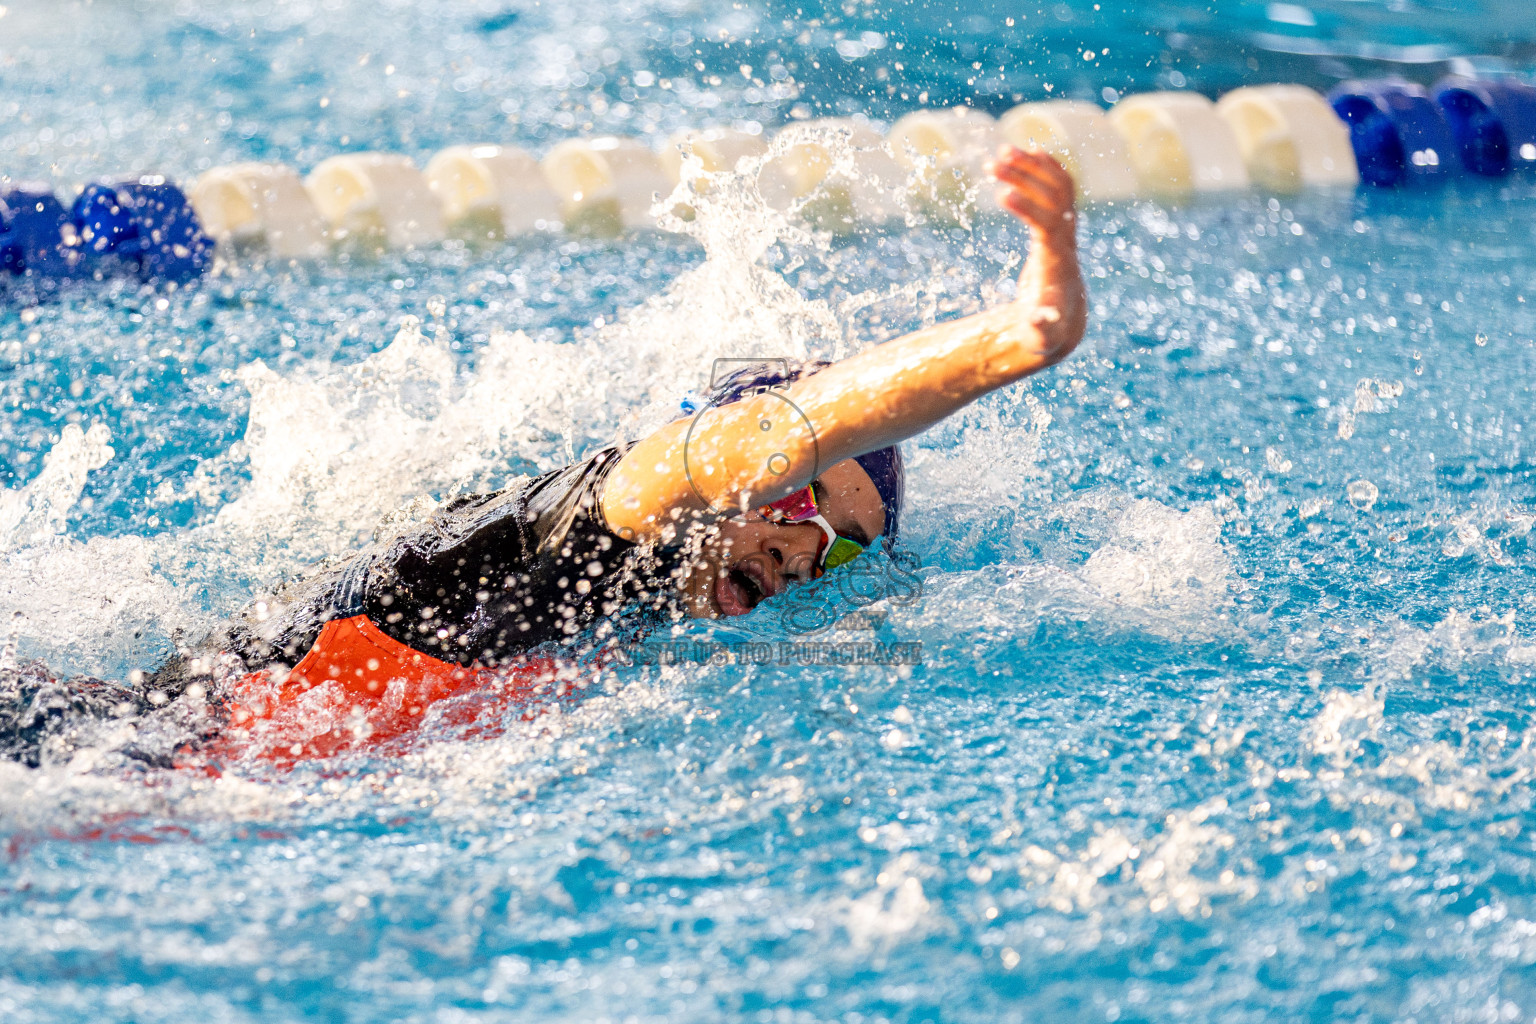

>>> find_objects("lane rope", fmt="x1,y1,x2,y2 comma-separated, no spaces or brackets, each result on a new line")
3,76,1534,301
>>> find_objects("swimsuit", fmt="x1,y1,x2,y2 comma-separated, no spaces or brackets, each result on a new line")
158,446,680,765
197,614,564,764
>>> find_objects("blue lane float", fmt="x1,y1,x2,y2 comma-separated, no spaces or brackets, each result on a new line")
71,177,214,284
0,185,88,301
1,177,213,305
1328,79,1460,187
1432,76,1536,177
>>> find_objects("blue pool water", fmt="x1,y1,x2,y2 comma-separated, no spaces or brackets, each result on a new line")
6,1,1536,1021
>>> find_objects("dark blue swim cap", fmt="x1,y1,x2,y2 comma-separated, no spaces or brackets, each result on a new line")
702,359,904,545
850,445,903,545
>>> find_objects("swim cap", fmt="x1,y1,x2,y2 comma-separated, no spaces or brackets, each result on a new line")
851,445,903,545
701,359,904,545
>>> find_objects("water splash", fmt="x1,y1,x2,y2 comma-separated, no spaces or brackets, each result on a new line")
0,423,114,550
1077,498,1235,628
1335,377,1404,440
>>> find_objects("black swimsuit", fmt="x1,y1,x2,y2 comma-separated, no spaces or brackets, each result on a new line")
181,445,685,677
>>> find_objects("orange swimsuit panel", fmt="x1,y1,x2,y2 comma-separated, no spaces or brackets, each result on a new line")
200,615,565,764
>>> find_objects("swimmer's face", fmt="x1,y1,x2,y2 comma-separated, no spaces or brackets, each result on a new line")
678,458,886,618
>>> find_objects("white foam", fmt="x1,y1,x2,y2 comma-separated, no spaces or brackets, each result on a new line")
843,852,935,949
1078,498,1234,622
893,502,1236,651
0,423,114,550
1018,797,1255,917
1295,606,1536,820
0,752,296,835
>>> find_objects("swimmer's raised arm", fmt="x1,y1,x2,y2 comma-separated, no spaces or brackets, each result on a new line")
604,147,1086,542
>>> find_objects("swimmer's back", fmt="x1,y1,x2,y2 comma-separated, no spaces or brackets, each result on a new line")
154,444,679,696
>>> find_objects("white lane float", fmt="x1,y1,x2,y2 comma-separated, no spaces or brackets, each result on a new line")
757,118,906,231
189,163,328,259
1217,85,1360,192
660,128,768,184
540,136,670,235
425,144,561,239
304,153,445,250
1107,92,1250,196
997,100,1138,202
888,106,998,220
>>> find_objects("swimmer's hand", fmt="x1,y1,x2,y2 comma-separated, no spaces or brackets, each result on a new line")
988,146,1088,368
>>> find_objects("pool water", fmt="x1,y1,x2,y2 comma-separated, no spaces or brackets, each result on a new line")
6,1,1536,1022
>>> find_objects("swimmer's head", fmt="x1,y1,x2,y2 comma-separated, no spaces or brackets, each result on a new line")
697,359,904,545
677,457,886,618
673,359,905,619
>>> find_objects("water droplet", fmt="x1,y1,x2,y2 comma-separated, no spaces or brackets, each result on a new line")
1346,479,1379,511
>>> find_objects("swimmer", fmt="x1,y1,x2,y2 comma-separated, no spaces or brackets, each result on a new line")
3,147,1086,766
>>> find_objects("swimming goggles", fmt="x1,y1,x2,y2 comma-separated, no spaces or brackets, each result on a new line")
757,482,865,577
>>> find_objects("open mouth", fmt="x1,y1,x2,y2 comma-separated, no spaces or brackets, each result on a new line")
730,567,766,608
715,565,768,616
